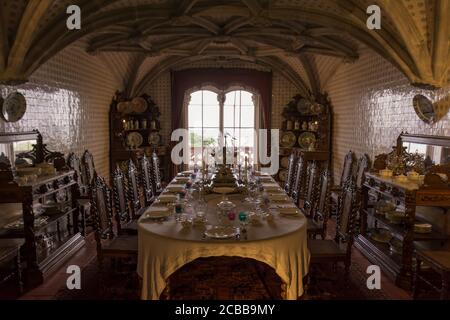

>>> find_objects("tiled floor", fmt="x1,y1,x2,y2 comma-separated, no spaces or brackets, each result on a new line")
19,233,411,300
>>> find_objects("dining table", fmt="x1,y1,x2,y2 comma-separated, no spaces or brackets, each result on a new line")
136,171,310,300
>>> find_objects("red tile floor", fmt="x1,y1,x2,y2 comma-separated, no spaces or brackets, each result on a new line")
18,233,411,300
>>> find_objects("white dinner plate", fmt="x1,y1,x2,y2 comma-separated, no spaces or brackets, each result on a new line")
144,206,171,219
204,226,238,239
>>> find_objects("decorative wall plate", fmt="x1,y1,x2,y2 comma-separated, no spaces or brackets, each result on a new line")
148,132,161,146
1,92,27,122
117,101,128,113
278,169,288,182
131,97,148,113
280,157,289,168
298,132,316,149
126,132,143,149
310,103,324,115
280,131,296,147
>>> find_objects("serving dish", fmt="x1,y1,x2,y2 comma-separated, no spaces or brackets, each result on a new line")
126,132,143,149
148,132,161,146
370,228,392,243
144,206,171,219
131,97,148,113
204,225,238,239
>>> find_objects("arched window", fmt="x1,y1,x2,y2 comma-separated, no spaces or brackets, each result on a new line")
187,89,258,168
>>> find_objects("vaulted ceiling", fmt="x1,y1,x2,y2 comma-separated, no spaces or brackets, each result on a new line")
1,0,449,98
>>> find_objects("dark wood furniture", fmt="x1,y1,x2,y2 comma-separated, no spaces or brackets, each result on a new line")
291,156,305,205
82,150,96,186
303,161,321,216
151,152,164,195
112,165,137,235
413,249,450,299
0,238,25,296
127,160,142,219
307,169,331,240
109,92,168,184
0,132,84,288
307,180,358,282
283,154,296,196
140,155,155,206
277,93,332,186
356,133,450,290
330,150,355,216
90,174,137,283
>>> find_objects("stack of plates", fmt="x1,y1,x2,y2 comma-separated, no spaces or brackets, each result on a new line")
143,206,171,219
158,194,178,203
414,223,432,233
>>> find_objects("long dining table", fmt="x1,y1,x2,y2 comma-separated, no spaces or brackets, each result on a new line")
137,171,310,300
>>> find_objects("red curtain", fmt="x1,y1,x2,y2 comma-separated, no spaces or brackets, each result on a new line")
170,68,272,177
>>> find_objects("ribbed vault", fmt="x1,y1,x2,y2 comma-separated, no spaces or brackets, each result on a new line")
0,0,449,93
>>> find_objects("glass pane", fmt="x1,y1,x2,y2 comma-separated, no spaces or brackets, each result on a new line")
188,104,202,127
240,104,254,127
240,91,254,106
240,128,255,147
224,105,240,127
190,91,202,105
188,129,202,148
203,128,220,148
202,90,218,106
203,104,219,127
225,91,238,107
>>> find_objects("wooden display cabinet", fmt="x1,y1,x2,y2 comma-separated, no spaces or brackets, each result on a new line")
355,133,450,290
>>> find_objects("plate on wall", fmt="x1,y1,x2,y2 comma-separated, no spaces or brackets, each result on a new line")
278,169,288,182
310,103,324,115
1,92,27,122
298,132,316,149
117,101,129,113
148,132,161,146
296,98,311,115
126,132,143,149
131,97,148,113
280,131,296,148
280,157,290,168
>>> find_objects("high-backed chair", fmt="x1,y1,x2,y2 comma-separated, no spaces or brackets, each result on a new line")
307,169,331,240
82,150,96,186
127,159,142,219
307,179,358,281
67,152,91,236
151,152,163,195
291,156,305,206
302,161,321,217
90,174,137,290
330,151,355,216
140,155,155,206
112,165,137,235
284,154,296,196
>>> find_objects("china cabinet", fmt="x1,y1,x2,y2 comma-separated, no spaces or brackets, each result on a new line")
0,131,84,288
109,92,167,182
355,133,450,290
277,93,332,187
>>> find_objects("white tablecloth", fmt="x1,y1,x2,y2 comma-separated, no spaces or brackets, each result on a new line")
137,181,310,300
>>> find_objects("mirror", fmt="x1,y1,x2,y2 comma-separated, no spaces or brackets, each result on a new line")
413,94,436,124
0,131,39,167
401,133,450,169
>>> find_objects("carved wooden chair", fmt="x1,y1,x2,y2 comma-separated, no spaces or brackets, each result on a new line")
82,150,96,186
302,161,321,217
284,153,296,196
67,152,91,236
291,156,305,206
112,165,137,235
127,159,143,219
140,155,155,206
307,179,358,287
90,174,137,289
330,150,355,216
151,152,163,195
307,169,331,240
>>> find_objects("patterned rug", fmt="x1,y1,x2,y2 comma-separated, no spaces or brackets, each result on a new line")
54,254,390,300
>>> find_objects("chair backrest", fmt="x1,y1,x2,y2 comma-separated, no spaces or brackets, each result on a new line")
151,152,163,194
304,161,320,216
67,152,85,194
127,159,141,217
339,150,355,188
312,169,331,226
140,155,155,205
284,154,296,195
335,179,358,248
354,154,370,190
82,150,96,186
112,165,130,234
291,156,305,204
90,174,114,250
